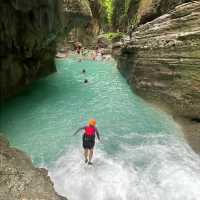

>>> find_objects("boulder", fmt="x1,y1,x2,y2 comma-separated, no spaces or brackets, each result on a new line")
97,35,112,48
0,135,67,200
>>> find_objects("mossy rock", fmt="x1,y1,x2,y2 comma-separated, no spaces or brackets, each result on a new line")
99,32,124,44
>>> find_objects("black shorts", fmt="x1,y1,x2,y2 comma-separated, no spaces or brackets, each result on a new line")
82,135,95,149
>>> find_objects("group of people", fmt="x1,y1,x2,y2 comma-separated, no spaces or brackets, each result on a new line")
75,42,89,57
82,69,88,84
71,26,139,165
75,42,111,62
74,44,102,165
73,43,113,164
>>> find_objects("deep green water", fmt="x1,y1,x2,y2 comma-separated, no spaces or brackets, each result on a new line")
0,58,200,200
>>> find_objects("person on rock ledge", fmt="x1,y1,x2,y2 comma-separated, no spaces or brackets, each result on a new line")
73,119,100,165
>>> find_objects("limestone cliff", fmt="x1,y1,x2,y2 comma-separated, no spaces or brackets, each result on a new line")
0,136,67,200
0,0,92,101
63,0,92,32
111,0,190,32
114,1,200,152
66,0,109,48
137,0,191,24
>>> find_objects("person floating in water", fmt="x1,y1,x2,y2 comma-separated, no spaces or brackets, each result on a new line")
82,69,86,73
84,79,88,83
76,43,82,54
73,119,100,165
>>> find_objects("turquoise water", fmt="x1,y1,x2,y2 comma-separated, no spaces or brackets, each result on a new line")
0,58,200,200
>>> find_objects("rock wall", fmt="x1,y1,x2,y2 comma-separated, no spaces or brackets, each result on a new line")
0,0,61,100
66,0,109,48
63,0,92,32
137,0,191,24
114,1,200,152
0,136,67,200
0,0,92,101
111,0,191,31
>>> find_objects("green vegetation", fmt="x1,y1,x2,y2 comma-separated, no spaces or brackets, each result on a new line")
110,0,140,31
68,0,140,45
125,0,132,13
100,32,124,42
87,0,140,32
101,0,113,24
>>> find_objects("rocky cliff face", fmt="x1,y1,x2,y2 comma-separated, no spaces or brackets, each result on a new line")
66,0,109,48
63,0,92,32
137,0,191,24
0,0,92,101
114,1,200,152
0,136,67,200
111,0,191,32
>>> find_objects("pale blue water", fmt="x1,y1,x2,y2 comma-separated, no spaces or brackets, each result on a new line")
0,58,200,200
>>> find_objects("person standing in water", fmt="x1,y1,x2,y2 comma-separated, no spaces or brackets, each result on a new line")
73,119,100,165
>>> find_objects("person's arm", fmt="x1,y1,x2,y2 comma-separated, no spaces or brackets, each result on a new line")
73,127,85,136
95,127,100,141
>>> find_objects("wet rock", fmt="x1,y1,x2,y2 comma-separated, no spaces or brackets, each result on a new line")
97,35,112,48
0,0,92,101
101,48,112,55
114,1,200,152
0,135,67,200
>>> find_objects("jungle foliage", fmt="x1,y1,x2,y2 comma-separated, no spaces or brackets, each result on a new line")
100,0,140,32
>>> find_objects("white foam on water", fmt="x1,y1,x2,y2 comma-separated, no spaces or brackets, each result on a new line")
49,136,200,200
49,147,138,200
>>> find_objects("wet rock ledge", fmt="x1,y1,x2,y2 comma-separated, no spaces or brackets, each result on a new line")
0,136,67,200
113,1,200,153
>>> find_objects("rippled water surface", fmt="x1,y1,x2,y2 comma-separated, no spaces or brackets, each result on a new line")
1,58,200,200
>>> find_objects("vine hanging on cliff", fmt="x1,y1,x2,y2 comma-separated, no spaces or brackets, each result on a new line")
100,0,113,24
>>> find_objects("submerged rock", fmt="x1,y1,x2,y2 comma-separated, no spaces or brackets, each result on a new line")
114,1,200,153
0,135,67,200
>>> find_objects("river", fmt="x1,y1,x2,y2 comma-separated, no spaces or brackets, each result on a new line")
0,58,200,200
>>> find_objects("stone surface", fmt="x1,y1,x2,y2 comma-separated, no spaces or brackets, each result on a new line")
137,0,191,24
0,0,92,101
65,0,109,48
0,135,67,200
63,0,92,33
111,0,191,32
114,1,200,153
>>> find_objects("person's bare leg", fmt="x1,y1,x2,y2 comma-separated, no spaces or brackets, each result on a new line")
88,149,93,163
84,149,89,162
